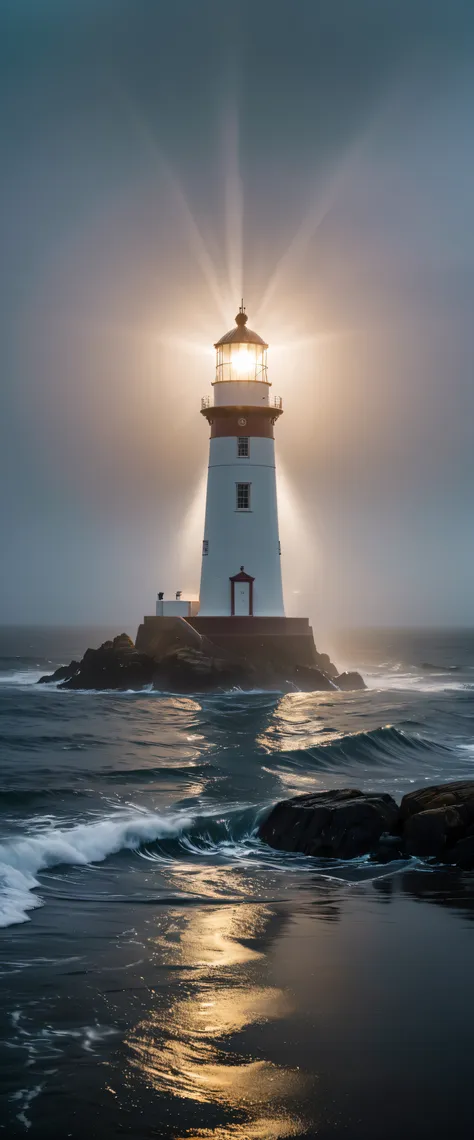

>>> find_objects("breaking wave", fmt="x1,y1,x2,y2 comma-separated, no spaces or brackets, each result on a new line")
0,806,260,929
0,811,195,929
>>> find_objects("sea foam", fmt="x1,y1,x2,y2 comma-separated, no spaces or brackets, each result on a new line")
0,811,192,929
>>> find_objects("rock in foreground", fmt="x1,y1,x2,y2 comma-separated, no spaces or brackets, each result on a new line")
257,780,474,868
258,788,399,859
401,780,474,863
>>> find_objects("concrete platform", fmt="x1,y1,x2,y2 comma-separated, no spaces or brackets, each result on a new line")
189,615,319,668
136,614,319,669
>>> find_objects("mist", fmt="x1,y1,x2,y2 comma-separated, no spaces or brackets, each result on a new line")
1,0,474,631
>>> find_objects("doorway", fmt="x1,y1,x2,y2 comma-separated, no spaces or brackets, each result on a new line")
230,568,255,616
234,581,250,615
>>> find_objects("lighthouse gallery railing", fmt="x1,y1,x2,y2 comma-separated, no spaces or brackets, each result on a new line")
201,395,282,411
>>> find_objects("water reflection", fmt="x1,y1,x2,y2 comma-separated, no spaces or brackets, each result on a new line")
257,692,335,754
376,867,474,921
256,689,403,760
126,903,307,1138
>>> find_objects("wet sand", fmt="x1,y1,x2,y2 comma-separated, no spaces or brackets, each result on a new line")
3,865,474,1138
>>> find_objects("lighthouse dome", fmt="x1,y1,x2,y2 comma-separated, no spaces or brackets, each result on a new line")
214,303,269,385
214,303,268,350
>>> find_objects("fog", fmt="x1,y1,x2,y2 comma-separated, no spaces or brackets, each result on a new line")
1,0,474,631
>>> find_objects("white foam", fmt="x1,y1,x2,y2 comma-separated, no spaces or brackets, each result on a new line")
0,672,155,693
364,668,469,694
12,1082,43,1130
457,744,474,759
0,670,48,686
0,810,192,929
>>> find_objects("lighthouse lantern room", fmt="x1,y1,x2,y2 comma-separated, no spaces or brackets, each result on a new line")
198,304,285,618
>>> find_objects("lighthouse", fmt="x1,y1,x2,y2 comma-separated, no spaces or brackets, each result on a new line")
136,304,319,671
198,303,285,617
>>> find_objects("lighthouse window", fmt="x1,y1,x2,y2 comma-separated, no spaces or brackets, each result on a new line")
202,539,209,555
236,482,251,510
237,436,249,457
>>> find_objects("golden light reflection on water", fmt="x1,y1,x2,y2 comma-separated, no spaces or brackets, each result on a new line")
164,864,265,906
256,691,340,754
166,697,203,715
180,1119,302,1139
160,903,265,970
126,904,307,1138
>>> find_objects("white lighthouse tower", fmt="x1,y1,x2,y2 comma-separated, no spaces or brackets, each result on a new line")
136,304,319,670
199,303,284,617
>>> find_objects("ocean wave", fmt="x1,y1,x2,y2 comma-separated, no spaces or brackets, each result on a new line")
0,731,108,752
101,761,214,783
0,670,52,687
275,725,450,773
0,724,457,929
0,800,271,929
0,810,195,929
0,766,214,807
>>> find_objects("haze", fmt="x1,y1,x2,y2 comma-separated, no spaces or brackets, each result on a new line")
1,0,474,631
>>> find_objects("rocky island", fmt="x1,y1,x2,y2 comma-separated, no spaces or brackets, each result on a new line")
38,623,365,694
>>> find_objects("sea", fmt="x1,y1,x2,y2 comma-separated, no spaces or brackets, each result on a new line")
1,625,474,1139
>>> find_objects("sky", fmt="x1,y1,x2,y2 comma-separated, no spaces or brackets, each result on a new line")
1,0,474,631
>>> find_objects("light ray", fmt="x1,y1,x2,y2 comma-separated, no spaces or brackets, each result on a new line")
177,467,208,596
112,86,229,323
277,461,321,618
222,97,244,307
255,134,370,323
255,75,413,324
154,334,214,359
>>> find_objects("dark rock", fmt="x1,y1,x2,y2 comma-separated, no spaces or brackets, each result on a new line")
258,778,474,866
112,633,135,653
289,665,337,692
38,661,80,685
37,628,363,695
399,781,474,826
282,665,366,693
258,788,399,860
404,805,467,858
152,646,255,693
334,671,366,691
371,833,404,863
401,781,474,859
56,636,154,691
448,835,474,870
314,651,339,679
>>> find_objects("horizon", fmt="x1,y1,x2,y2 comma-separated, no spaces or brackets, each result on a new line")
3,620,474,635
